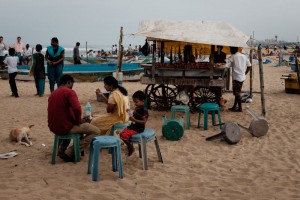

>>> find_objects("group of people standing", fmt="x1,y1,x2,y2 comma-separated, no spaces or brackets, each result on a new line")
2,36,65,97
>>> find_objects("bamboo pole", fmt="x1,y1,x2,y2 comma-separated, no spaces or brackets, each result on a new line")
294,53,300,94
117,26,123,73
249,49,253,97
257,45,266,116
151,41,156,78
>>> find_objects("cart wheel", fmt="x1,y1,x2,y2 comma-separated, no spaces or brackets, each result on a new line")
145,84,155,109
191,86,221,109
151,84,177,111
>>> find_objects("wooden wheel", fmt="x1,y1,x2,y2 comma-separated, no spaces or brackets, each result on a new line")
191,86,221,108
150,84,177,111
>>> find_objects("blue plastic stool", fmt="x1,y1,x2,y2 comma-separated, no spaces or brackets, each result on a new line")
51,134,81,164
171,105,190,129
87,136,123,181
109,123,130,136
129,128,163,170
198,103,222,130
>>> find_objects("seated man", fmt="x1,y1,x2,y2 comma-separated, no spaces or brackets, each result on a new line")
23,44,32,65
48,74,100,162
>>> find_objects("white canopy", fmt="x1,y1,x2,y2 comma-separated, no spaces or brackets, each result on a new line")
134,20,250,48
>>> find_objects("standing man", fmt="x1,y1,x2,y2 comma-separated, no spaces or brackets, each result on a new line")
228,46,251,112
48,74,100,162
45,37,65,92
10,36,25,64
73,42,81,64
0,36,6,67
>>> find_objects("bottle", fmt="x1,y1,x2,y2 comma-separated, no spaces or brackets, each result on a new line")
85,102,92,118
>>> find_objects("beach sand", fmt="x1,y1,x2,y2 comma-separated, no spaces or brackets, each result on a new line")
0,58,300,200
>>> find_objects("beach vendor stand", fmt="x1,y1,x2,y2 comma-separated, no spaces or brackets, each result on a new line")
133,20,250,111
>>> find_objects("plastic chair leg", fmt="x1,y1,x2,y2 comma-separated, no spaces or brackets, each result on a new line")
204,110,208,130
154,137,163,163
51,136,59,164
186,111,190,129
212,111,216,125
218,110,222,129
197,111,201,128
73,135,80,162
111,147,117,172
87,142,94,174
171,110,175,119
141,137,148,170
117,141,123,179
92,146,100,181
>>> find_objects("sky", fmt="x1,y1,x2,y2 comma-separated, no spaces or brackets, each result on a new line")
1,0,300,48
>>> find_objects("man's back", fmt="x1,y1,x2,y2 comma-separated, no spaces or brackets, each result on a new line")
48,87,82,135
230,52,251,82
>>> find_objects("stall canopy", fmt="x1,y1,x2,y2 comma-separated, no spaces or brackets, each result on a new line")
133,20,250,54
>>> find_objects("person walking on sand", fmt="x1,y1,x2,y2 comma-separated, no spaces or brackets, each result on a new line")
120,90,148,156
45,37,65,92
228,46,251,112
0,36,7,67
3,48,19,97
48,74,100,162
10,36,25,65
30,44,45,97
73,42,81,64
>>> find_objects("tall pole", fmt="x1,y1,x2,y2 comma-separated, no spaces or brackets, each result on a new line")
257,45,266,116
249,49,253,97
117,26,124,73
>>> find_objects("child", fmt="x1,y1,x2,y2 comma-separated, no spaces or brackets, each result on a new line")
3,48,19,97
120,90,148,156
30,44,45,97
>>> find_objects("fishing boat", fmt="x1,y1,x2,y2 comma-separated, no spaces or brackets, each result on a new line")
0,62,144,82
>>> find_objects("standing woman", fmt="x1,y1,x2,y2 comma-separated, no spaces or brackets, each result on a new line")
30,44,45,97
45,37,64,92
91,76,130,135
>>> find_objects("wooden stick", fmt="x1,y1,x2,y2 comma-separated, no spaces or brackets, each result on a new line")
86,41,88,63
257,45,266,116
151,41,156,78
249,49,253,97
117,26,123,73
294,53,300,94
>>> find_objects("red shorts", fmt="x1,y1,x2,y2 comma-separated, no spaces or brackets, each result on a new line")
120,127,138,140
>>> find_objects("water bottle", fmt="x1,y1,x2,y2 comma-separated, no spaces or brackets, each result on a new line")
85,102,92,119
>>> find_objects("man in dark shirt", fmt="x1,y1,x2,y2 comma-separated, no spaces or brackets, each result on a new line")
48,74,100,162
213,45,227,64
73,42,81,64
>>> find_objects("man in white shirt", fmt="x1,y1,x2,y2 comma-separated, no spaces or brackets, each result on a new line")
23,44,33,65
0,36,6,67
10,36,25,64
228,46,251,112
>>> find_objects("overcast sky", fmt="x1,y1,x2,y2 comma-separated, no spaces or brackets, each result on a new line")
1,0,300,48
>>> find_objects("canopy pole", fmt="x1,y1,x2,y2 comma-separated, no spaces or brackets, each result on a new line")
86,41,88,63
249,49,253,97
257,45,266,116
151,41,156,78
161,42,164,63
209,45,215,80
117,26,124,73
294,53,300,94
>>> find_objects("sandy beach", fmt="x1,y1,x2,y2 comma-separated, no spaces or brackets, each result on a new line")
0,58,300,200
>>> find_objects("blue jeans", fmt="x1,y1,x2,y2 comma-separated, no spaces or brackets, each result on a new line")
47,64,63,92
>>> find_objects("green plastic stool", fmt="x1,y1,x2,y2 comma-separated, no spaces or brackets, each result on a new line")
51,134,81,164
197,103,222,130
162,116,184,141
171,105,190,129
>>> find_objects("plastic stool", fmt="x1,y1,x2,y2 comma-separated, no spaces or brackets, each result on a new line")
51,134,81,164
171,105,190,129
109,123,130,136
87,136,123,181
129,128,163,170
162,116,184,141
198,103,222,130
